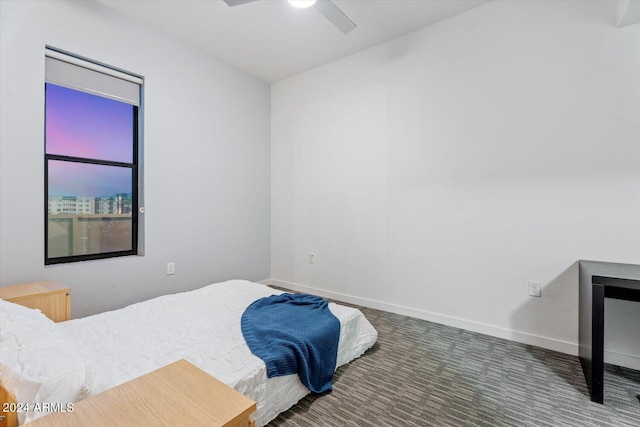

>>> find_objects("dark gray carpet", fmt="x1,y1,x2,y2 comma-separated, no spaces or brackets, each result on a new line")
268,305,640,427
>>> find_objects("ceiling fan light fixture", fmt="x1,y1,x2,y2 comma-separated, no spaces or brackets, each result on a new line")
289,0,316,9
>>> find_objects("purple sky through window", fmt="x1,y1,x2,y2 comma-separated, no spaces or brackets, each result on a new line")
46,84,134,198
48,160,131,197
46,83,133,163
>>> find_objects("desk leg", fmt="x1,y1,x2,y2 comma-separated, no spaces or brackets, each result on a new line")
591,284,605,404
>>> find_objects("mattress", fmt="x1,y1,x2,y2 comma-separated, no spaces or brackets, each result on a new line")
57,280,378,426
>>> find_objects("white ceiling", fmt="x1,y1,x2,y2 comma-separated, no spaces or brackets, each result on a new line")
96,0,490,83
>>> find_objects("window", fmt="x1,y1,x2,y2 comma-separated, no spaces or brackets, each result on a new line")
45,48,143,264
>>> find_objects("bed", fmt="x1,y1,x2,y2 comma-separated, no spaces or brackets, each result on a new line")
0,279,378,426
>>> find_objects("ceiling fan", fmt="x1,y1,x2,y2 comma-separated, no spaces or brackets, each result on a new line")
222,0,356,35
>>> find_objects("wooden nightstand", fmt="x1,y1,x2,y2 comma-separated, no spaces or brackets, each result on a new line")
0,280,70,322
28,359,256,427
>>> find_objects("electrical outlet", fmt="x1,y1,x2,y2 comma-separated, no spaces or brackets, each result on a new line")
308,253,315,264
528,280,541,297
167,262,175,275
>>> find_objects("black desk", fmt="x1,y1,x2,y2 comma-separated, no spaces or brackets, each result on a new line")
578,260,640,404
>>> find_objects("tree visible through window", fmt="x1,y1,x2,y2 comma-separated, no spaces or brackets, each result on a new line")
45,49,142,264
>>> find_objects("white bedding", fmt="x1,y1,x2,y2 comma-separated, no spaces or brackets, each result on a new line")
53,280,377,426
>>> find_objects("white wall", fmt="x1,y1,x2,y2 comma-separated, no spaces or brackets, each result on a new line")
0,0,271,317
271,0,640,367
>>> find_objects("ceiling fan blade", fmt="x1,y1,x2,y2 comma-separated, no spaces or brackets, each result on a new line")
222,0,259,6
314,0,356,34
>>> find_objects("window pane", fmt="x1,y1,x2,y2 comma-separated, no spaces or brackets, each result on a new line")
47,217,73,258
45,83,134,163
47,160,133,258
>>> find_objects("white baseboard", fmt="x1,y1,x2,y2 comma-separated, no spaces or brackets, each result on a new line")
264,278,640,371
605,350,640,371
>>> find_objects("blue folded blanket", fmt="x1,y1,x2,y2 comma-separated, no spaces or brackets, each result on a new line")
241,293,340,394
